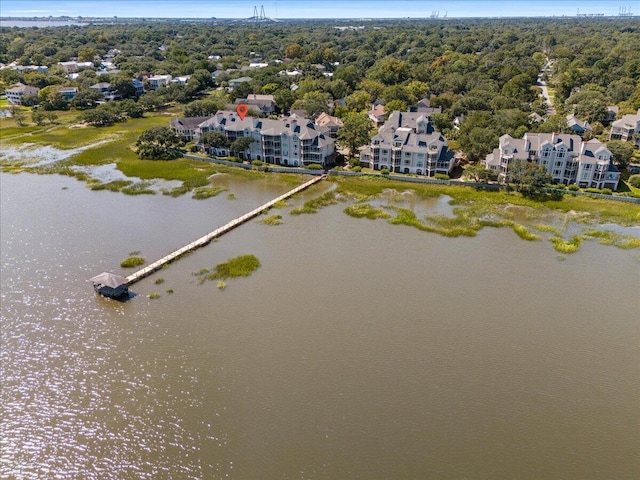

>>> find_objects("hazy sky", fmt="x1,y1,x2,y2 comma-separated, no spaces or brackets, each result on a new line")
0,0,633,19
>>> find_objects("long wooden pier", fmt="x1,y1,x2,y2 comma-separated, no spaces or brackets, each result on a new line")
124,175,325,286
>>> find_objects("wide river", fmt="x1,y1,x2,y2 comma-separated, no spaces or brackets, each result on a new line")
1,170,639,479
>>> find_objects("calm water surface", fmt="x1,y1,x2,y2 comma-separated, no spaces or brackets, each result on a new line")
1,171,639,479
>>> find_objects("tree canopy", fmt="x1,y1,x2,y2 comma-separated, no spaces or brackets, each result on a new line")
135,126,183,160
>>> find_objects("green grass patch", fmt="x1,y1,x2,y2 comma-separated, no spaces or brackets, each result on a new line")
194,254,261,283
121,182,155,195
163,185,190,197
154,278,165,284
271,199,288,209
344,203,392,220
534,224,563,235
510,223,540,241
260,214,283,225
227,192,236,200
584,229,640,249
550,236,583,254
120,256,146,268
148,292,161,299
90,180,133,192
192,186,226,200
291,191,337,214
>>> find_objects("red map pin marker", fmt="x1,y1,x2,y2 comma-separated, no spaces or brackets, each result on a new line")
236,103,248,120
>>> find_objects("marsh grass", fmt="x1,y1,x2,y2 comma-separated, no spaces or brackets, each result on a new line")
163,185,190,197
333,176,640,226
510,223,540,241
291,191,337,214
271,199,288,209
534,224,563,235
148,292,161,299
194,254,261,283
122,182,155,195
344,203,392,220
91,180,133,192
550,236,584,253
584,229,640,249
154,278,165,285
260,214,283,225
121,256,145,268
227,193,236,200
388,207,479,237
192,186,226,200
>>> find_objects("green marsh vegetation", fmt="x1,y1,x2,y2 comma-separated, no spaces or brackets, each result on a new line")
291,191,337,214
194,254,261,286
326,176,640,253
260,214,284,225
192,186,226,200
120,256,145,268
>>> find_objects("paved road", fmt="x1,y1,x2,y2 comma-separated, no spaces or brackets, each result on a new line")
537,75,556,116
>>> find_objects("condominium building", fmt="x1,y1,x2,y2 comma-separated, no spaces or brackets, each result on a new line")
608,109,640,147
172,111,336,167
360,111,456,176
484,133,620,190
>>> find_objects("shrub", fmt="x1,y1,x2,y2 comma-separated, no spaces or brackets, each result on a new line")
628,175,640,188
380,168,390,175
584,188,612,195
251,160,263,166
306,163,323,170
434,173,450,180
568,184,580,191
351,165,362,172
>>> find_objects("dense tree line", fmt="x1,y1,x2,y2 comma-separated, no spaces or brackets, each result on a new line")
2,18,639,160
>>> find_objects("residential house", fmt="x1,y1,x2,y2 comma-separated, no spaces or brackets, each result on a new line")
169,116,211,141
58,87,78,100
608,109,640,147
360,111,456,176
5,83,40,105
13,64,48,74
605,105,619,123
172,75,191,85
90,82,112,95
235,94,276,115
278,69,303,77
409,97,442,115
315,112,343,138
172,111,336,167
148,74,172,90
228,77,252,89
566,114,592,135
367,104,387,128
483,133,620,190
57,61,93,73
132,79,145,96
